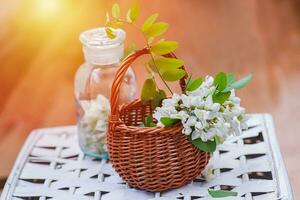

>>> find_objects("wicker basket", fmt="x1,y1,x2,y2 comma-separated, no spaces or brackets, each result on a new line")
107,47,210,192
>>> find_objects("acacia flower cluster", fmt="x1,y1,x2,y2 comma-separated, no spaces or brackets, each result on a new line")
153,76,248,143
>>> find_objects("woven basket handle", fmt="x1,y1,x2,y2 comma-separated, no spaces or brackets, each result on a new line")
110,47,188,115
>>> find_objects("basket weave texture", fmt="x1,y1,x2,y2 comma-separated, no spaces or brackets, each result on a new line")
107,47,210,192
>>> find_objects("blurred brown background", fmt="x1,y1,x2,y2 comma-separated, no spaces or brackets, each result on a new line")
0,0,299,197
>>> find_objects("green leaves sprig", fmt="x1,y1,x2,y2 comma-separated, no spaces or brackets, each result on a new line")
105,1,186,113
184,72,252,106
212,72,253,104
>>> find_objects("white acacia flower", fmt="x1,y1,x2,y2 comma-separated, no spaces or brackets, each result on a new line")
191,130,202,140
190,96,205,107
195,121,204,131
201,130,216,142
186,116,197,127
211,103,220,112
181,94,192,108
229,96,241,104
154,75,248,143
205,75,214,87
183,125,193,135
170,111,189,122
230,116,242,136
162,93,181,107
204,95,213,108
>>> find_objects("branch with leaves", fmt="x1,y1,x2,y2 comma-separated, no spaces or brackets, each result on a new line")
105,1,185,111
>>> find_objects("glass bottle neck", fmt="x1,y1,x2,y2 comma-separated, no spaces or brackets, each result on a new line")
83,43,124,66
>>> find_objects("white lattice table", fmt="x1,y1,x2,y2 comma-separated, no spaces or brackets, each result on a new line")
0,114,293,200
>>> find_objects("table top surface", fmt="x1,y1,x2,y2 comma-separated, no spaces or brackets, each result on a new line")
0,114,293,200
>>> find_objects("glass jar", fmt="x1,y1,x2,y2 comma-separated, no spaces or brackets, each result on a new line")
74,27,137,158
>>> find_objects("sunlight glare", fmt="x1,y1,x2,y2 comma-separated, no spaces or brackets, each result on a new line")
35,0,61,18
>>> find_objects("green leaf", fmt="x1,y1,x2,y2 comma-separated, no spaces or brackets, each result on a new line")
152,89,167,109
122,43,136,60
208,189,238,198
105,27,116,39
126,1,140,23
191,137,217,153
186,77,203,92
149,57,184,73
150,122,156,127
144,114,152,127
223,73,253,92
226,73,236,85
161,68,186,82
143,22,169,38
141,13,159,32
230,73,253,89
156,57,184,69
141,78,156,102
214,72,227,92
160,117,180,127
151,40,178,55
106,21,123,29
144,115,156,127
111,3,120,19
212,91,231,104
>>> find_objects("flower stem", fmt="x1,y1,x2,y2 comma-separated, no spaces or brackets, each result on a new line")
147,43,173,95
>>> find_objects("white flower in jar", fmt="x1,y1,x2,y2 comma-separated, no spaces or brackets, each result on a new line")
80,94,111,133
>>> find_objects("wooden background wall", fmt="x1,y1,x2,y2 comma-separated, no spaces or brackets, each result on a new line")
0,0,299,196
